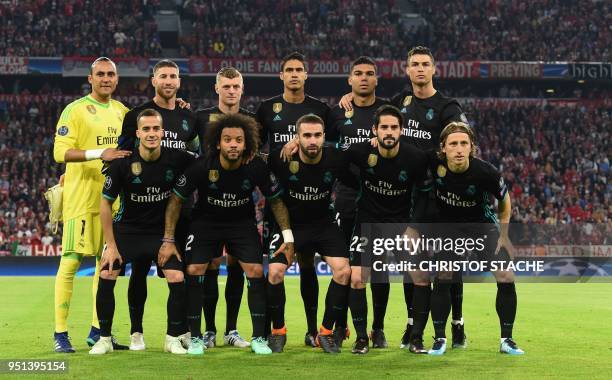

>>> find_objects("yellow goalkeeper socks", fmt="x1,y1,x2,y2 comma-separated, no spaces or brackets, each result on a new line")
54,254,82,333
91,258,101,329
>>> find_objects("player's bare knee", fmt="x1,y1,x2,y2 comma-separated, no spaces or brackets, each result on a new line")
350,268,365,289
187,264,207,276
411,270,430,286
164,269,184,283
242,263,263,278
332,263,351,285
209,257,222,270
226,254,238,266
494,270,515,283
100,269,119,280
268,264,286,284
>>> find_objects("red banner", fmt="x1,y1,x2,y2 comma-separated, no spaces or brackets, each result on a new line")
188,58,481,79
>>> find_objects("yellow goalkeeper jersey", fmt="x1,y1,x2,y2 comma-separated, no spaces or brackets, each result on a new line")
53,94,129,220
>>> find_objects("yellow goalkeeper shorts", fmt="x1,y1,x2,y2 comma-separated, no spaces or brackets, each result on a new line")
62,213,104,257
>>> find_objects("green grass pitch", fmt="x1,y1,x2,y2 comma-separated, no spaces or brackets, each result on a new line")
1,277,611,379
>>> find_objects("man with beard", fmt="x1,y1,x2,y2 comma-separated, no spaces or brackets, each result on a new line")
341,105,431,354
282,56,391,347
195,67,253,349
256,52,329,346
160,114,293,355
340,47,468,349
266,114,354,353
116,59,198,351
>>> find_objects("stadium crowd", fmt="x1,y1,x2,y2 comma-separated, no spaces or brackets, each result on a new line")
0,0,162,57
0,93,609,250
419,0,611,61
0,0,609,61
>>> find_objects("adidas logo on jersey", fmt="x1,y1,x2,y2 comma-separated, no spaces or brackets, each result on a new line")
273,115,282,122
344,119,352,125
132,177,142,184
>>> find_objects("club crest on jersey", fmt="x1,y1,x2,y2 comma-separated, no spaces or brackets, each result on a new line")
426,108,434,120
177,174,187,187
57,126,69,136
323,171,333,184
241,179,251,191
87,105,96,115
209,170,219,183
165,169,174,182
273,103,283,113
131,162,142,176
403,96,412,106
466,185,476,196
289,160,300,174
344,109,354,119
182,120,189,131
367,154,378,168
209,114,220,122
436,165,447,178
398,170,407,182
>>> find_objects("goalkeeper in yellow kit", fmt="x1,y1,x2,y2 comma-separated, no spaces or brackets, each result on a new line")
53,57,132,353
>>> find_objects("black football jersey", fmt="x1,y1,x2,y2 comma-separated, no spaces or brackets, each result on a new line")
269,146,357,225
326,97,390,146
431,156,507,224
173,156,282,223
344,142,428,223
256,95,329,152
102,147,195,235
391,89,466,153
118,100,199,153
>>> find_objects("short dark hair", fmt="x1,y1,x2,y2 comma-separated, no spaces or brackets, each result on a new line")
350,56,377,74
296,114,324,134
373,105,403,128
90,56,116,74
153,59,179,75
281,51,306,71
203,114,260,160
407,46,435,65
136,108,163,127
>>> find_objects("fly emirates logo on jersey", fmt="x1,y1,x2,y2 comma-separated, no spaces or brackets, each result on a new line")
162,130,187,149
208,192,250,208
289,186,329,201
97,126,120,145
402,119,432,140
364,180,408,196
436,190,477,207
342,128,371,145
273,124,297,143
130,187,172,202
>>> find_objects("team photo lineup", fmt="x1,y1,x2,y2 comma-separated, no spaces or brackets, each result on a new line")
51,49,521,357
0,1,610,378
